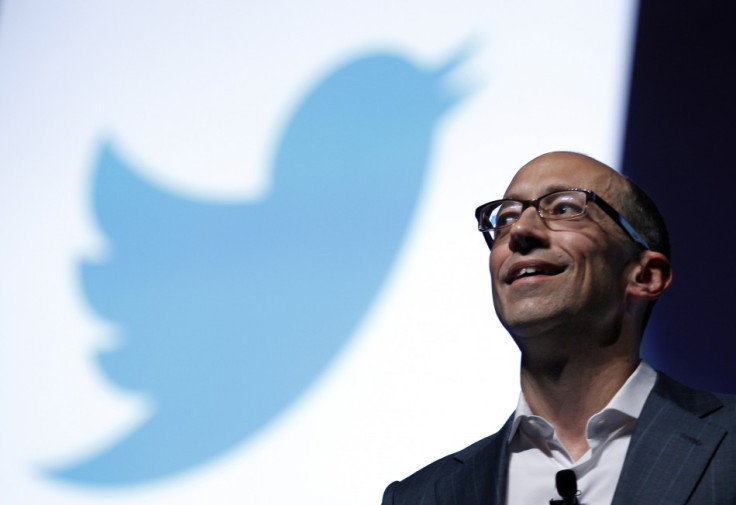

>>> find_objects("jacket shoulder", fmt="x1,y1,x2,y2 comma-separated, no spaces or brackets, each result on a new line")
652,371,736,422
382,424,510,505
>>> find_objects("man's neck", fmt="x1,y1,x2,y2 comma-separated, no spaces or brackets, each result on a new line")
519,355,640,461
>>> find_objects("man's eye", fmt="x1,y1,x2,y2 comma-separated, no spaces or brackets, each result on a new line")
547,200,584,216
494,209,519,227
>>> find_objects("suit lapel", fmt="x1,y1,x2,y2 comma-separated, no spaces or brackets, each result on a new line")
435,416,513,505
612,373,726,505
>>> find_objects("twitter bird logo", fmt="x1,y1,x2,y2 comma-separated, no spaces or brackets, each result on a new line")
53,50,465,485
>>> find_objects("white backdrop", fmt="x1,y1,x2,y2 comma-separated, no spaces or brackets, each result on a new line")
0,1,636,503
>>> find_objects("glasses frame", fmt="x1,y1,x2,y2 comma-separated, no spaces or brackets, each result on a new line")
475,188,651,251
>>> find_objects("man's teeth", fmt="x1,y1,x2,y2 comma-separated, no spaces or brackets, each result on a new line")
518,267,541,277
509,265,564,282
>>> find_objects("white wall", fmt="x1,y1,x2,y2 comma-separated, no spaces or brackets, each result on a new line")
0,1,636,503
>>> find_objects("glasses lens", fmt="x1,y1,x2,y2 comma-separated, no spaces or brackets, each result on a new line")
492,201,523,228
538,191,587,220
479,200,522,239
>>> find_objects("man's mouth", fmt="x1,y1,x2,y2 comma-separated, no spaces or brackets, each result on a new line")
506,263,566,284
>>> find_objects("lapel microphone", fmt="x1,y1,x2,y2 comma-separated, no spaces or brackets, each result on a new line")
549,469,580,505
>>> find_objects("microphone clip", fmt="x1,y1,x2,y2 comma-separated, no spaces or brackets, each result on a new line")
550,469,580,505
549,497,579,505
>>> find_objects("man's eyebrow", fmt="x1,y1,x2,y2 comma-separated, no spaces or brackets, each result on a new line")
505,184,575,200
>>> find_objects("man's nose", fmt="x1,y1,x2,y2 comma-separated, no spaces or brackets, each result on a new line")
508,207,549,252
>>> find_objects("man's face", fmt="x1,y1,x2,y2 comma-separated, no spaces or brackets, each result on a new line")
489,153,637,341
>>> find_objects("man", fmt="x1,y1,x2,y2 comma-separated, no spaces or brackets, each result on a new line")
382,152,736,505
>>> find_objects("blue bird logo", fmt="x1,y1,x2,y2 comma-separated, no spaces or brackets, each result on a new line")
52,50,466,485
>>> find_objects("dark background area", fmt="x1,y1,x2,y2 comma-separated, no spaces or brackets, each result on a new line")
623,0,736,393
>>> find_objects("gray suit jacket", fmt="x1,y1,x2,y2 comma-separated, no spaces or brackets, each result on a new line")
382,372,736,505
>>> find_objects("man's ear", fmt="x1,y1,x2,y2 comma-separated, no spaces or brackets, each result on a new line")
626,251,673,300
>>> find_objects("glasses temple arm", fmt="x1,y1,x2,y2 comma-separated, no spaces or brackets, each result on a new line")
591,195,651,250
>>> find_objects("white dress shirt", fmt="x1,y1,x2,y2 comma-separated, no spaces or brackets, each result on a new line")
506,361,657,505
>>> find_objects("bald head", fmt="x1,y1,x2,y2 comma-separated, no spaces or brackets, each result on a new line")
507,152,627,204
505,151,670,258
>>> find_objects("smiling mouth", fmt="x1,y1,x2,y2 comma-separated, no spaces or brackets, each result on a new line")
506,264,566,284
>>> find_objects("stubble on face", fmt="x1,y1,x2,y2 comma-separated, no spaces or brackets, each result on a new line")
489,152,635,349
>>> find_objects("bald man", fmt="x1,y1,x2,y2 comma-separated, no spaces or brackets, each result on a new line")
381,153,736,505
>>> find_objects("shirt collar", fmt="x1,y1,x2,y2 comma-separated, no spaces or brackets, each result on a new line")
508,361,657,443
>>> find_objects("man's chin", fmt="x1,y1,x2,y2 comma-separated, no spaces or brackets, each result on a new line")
496,305,570,339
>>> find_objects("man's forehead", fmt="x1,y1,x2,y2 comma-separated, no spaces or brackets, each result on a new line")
503,152,619,199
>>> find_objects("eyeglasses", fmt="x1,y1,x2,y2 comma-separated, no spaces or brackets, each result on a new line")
475,188,651,250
